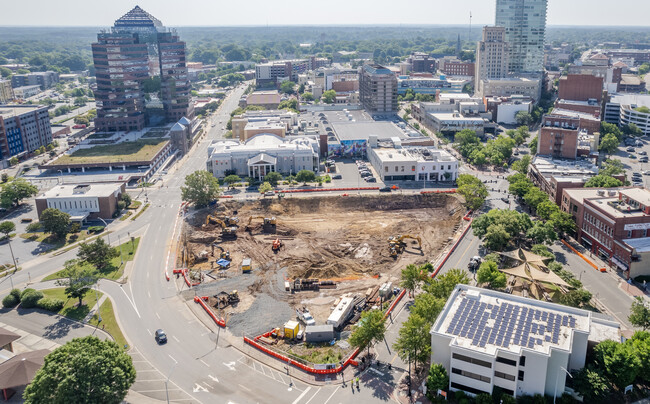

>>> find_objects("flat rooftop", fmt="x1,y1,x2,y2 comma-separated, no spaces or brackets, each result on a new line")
0,105,45,119
40,182,123,199
551,108,601,122
430,113,485,123
586,197,649,218
531,156,599,180
563,187,630,204
623,237,650,253
609,94,650,108
373,147,456,163
332,121,410,141
621,187,650,207
433,285,592,356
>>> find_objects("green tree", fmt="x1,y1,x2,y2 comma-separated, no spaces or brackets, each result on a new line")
425,363,449,401
0,66,12,78
423,268,470,300
120,193,132,207
264,172,282,187
599,132,620,155
295,169,316,184
600,159,625,176
511,155,531,174
0,178,38,208
393,314,431,371
55,260,99,307
23,336,135,404
181,170,221,208
400,264,426,298
584,174,623,188
278,99,299,112
454,129,480,157
0,221,15,238
549,210,577,236
223,174,242,188
280,81,296,95
297,83,305,94
559,289,592,308
529,136,538,155
507,174,534,198
629,297,650,330
456,174,488,211
600,122,623,142
258,182,273,194
482,224,511,251
523,186,549,211
639,63,650,76
302,92,314,101
630,331,650,382
411,293,445,325
593,339,640,389
476,260,506,289
536,200,559,221
472,209,533,241
572,365,610,402
321,90,336,104
622,123,643,137
526,221,558,245
515,110,534,126
40,208,71,240
77,238,118,272
349,310,386,356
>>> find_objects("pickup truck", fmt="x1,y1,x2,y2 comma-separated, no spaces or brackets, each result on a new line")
296,307,316,326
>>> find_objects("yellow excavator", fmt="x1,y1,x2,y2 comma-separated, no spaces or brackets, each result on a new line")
247,216,277,226
388,234,422,257
204,215,237,237
220,216,239,226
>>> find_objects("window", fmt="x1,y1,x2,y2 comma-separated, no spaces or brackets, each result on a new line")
519,356,526,367
495,371,516,381
450,382,490,396
452,353,492,368
385,166,388,172
496,357,517,366
452,368,490,383
518,370,525,381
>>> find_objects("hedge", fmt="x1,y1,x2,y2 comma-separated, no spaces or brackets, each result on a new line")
20,290,44,309
2,294,18,308
36,297,64,312
87,226,105,233
9,288,21,301
20,288,37,299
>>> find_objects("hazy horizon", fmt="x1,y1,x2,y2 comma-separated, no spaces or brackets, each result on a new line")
0,0,648,28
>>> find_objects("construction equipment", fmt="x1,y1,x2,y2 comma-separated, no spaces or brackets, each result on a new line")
272,238,282,252
246,216,277,233
292,278,320,292
388,234,422,256
296,307,316,326
214,290,239,309
204,215,237,238
241,258,252,273
211,244,231,261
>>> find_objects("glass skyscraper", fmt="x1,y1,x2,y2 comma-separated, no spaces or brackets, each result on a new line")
495,0,548,74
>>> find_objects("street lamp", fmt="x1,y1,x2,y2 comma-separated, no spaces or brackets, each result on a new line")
165,357,178,404
554,366,572,404
118,234,124,266
94,283,102,323
97,217,110,245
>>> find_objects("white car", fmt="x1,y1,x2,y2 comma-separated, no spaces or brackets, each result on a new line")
264,191,275,197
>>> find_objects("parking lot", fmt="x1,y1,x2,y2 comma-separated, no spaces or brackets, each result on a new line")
331,158,385,188
613,136,650,187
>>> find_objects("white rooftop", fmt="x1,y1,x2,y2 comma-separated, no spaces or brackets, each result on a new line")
531,156,599,180
40,183,123,199
623,237,650,253
433,285,595,357
609,94,650,108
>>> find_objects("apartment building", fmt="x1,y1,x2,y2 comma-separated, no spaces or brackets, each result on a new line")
439,57,475,77
255,57,329,87
11,71,59,90
528,156,599,205
496,0,548,74
0,80,14,103
476,27,509,84
431,285,619,398
558,74,604,102
359,64,398,114
0,105,53,165
406,52,437,73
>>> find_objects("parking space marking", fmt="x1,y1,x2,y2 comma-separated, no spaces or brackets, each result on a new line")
304,387,322,404
323,386,340,404
236,356,304,392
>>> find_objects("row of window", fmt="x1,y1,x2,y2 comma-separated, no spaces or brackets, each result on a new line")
582,225,613,249
452,368,490,383
584,213,613,236
452,353,492,368
48,199,98,211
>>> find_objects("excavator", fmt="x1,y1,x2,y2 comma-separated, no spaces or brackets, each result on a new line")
211,244,231,261
246,216,277,233
219,216,239,226
204,215,237,238
388,234,422,257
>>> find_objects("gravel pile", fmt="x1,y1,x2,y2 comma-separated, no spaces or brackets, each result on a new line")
227,292,294,337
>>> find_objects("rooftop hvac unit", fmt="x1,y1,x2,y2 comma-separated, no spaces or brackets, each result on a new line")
597,190,605,196
608,190,617,196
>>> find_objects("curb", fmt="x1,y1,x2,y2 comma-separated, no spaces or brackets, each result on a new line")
431,215,474,278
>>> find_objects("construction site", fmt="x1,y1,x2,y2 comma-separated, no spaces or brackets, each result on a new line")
179,193,465,358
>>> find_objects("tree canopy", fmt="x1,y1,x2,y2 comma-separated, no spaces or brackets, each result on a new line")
24,336,135,404
584,174,623,188
476,260,506,289
400,264,427,297
40,208,71,240
0,178,38,208
599,132,620,155
456,174,488,211
77,238,118,272
349,310,386,356
181,170,221,208
295,170,316,183
629,297,650,330
472,209,533,250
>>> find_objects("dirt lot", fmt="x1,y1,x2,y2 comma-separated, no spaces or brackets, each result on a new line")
180,193,464,335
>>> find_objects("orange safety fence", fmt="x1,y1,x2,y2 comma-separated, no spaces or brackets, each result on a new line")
431,215,473,279
560,239,606,272
193,296,226,327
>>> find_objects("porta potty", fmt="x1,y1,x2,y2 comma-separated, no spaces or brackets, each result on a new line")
284,320,300,339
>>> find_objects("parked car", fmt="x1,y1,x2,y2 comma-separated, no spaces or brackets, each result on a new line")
360,171,372,177
246,186,258,191
379,186,392,192
332,174,342,180
627,146,636,152
366,177,377,183
640,157,649,162
155,329,167,344
641,151,648,156
633,172,643,177
264,191,275,197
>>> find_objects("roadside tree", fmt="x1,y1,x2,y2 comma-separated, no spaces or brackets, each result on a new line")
0,221,15,238
40,208,71,240
456,174,488,211
349,310,386,357
77,238,118,272
599,132,620,155
24,336,136,404
223,175,241,188
476,260,506,289
425,363,449,401
629,297,650,330
423,268,470,300
181,170,221,208
263,172,282,187
55,259,99,306
295,170,316,184
258,182,273,194
393,314,430,371
400,264,426,298
584,174,623,188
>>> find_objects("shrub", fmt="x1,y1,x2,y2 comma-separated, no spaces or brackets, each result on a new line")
26,222,41,232
36,297,64,312
10,288,21,301
2,294,18,308
20,290,44,308
21,288,37,299
69,222,81,233
88,226,105,234
117,200,126,211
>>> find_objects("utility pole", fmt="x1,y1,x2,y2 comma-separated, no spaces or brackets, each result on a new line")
469,12,472,42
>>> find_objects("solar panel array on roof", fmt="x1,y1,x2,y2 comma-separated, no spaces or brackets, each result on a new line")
445,297,577,349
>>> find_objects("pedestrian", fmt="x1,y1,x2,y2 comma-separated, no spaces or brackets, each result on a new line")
356,377,360,388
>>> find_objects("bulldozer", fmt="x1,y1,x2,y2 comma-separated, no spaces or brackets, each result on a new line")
388,234,422,257
204,215,237,238
246,216,277,233
272,238,282,252
214,290,240,309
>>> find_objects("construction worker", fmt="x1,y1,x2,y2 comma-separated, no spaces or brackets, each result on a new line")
356,377,360,388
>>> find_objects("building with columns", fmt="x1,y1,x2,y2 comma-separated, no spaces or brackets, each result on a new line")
206,134,319,180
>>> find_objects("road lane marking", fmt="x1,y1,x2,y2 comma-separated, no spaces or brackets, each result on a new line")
193,383,207,393
304,387,321,404
322,386,340,404
238,384,251,392
172,335,180,342
168,354,177,363
155,312,160,319
202,382,213,389
146,329,152,336
121,282,141,318
148,291,151,298
208,374,218,382
390,354,398,364
292,386,311,404
200,359,210,367
223,361,236,371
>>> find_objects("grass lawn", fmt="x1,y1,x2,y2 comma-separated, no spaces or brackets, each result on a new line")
52,139,168,165
42,237,140,281
131,204,150,221
41,287,103,322
19,230,95,251
127,200,142,210
119,211,133,221
89,299,128,348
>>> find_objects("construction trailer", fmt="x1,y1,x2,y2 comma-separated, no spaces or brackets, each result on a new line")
304,324,335,343
284,320,300,339
327,296,355,330
241,258,252,273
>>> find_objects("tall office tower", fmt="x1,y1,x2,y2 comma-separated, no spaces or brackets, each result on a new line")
476,26,509,84
359,64,398,114
495,0,548,74
92,6,191,132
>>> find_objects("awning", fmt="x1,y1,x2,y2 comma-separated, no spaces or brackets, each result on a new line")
611,256,628,271
0,349,49,390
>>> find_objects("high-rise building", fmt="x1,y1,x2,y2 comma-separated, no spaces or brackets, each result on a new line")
359,64,398,114
0,80,14,103
0,105,53,164
476,27,509,83
92,6,192,132
495,0,548,74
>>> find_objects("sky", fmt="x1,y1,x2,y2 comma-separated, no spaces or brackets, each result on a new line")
0,0,648,27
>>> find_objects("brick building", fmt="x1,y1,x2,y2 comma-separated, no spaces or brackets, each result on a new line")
439,58,475,77
558,74,603,102
528,156,599,206
561,187,650,277
554,99,601,118
35,182,126,221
